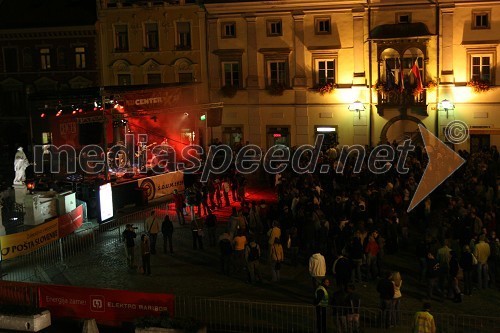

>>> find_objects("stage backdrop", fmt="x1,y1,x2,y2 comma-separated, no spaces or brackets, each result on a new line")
39,284,175,326
138,170,184,201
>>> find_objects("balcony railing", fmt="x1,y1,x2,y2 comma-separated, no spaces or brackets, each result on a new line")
376,89,427,115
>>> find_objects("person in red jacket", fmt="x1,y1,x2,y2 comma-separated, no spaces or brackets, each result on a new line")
365,234,380,280
173,189,186,225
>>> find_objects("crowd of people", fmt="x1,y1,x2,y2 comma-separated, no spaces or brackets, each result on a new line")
123,140,500,332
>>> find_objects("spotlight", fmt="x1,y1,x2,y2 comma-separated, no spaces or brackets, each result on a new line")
40,113,45,118
72,110,77,114
184,112,189,116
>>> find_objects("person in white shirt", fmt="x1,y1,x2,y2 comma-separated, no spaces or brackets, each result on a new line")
309,251,326,289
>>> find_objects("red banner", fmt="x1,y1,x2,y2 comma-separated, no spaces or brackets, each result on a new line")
58,205,84,238
39,284,175,326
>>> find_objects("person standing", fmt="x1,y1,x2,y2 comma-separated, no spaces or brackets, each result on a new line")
270,237,284,282
222,178,231,206
191,217,204,250
219,230,233,276
344,284,361,333
141,234,151,276
309,251,327,290
245,237,262,284
475,234,491,289
413,302,436,333
377,271,395,328
145,210,160,254
173,189,186,225
460,245,474,296
391,271,403,326
122,224,137,269
205,211,217,247
314,278,330,333
161,215,174,254
267,221,281,260
426,252,440,299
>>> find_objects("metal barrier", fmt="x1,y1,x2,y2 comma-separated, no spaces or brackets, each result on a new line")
0,200,170,282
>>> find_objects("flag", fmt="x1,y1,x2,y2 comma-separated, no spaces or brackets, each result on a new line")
398,58,405,93
385,59,395,90
411,58,424,93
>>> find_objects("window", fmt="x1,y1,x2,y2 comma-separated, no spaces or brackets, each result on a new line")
144,23,159,51
178,72,193,83
40,48,51,70
471,55,492,82
75,47,86,69
222,61,240,87
472,11,490,29
267,20,282,36
3,48,18,72
57,47,66,66
117,74,131,85
267,60,287,85
42,132,52,144
396,13,411,24
22,48,33,68
315,18,331,34
221,22,236,38
315,59,335,85
147,73,162,84
176,22,191,50
115,25,129,51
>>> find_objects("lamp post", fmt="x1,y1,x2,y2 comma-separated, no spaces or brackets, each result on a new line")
438,99,455,118
348,100,365,119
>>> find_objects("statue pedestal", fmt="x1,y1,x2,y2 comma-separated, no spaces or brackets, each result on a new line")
13,184,27,205
0,204,5,236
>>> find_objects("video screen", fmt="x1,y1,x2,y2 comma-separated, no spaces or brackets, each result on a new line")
99,183,114,222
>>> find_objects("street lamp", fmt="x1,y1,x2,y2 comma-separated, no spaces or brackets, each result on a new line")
348,100,365,119
438,99,455,118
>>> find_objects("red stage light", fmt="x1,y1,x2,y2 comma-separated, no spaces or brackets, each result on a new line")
72,110,77,114
40,113,45,118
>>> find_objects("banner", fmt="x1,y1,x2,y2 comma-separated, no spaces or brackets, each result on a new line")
0,219,59,260
39,284,175,326
138,171,184,201
58,205,84,238
121,87,189,112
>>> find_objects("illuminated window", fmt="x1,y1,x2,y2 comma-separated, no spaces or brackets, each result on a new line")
472,11,490,29
176,22,191,50
315,59,335,85
40,48,51,70
267,60,287,85
115,25,129,51
471,54,492,81
221,22,236,38
75,47,86,69
315,18,331,34
267,20,282,36
144,23,159,51
222,61,240,87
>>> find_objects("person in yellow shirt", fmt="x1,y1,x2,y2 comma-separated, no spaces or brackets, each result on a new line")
474,234,491,289
413,302,436,333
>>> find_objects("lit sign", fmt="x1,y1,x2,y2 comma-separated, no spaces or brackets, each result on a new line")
316,127,336,133
99,183,114,222
273,133,282,138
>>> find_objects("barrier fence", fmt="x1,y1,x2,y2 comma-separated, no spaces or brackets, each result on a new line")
0,280,499,333
0,200,170,282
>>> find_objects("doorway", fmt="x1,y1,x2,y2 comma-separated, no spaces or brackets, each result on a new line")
470,134,490,153
222,126,243,149
267,126,290,148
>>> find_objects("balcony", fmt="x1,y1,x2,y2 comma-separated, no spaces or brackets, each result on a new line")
376,88,427,116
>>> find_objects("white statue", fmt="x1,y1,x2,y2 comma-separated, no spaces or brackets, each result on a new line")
14,147,30,185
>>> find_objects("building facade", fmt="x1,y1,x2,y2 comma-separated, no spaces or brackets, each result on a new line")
204,0,500,152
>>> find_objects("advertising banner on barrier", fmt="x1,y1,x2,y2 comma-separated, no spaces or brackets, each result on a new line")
138,170,184,201
39,284,175,326
58,205,84,238
0,219,59,260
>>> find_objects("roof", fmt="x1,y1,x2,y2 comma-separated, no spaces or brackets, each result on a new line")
0,0,97,29
370,22,431,39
